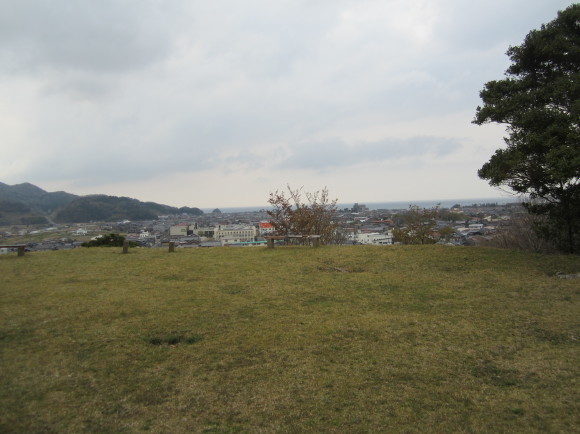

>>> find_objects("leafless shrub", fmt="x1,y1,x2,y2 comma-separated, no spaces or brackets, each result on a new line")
482,212,557,254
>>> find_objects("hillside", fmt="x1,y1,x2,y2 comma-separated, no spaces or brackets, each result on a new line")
0,199,48,225
1,245,578,432
0,182,203,224
0,182,77,225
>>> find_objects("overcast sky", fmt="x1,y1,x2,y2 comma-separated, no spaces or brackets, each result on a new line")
1,0,574,208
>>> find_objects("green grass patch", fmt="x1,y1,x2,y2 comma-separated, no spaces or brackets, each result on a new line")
147,333,204,346
1,245,579,432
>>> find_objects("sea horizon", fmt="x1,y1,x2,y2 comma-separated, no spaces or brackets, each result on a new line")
201,196,519,214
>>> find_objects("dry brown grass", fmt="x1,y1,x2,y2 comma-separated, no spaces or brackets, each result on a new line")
1,245,578,432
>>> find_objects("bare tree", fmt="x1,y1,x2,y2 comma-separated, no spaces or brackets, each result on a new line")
267,185,338,245
482,209,557,253
267,189,294,237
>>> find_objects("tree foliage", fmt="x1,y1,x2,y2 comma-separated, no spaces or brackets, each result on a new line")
82,233,129,247
0,199,48,225
392,205,439,245
438,208,467,222
267,186,338,245
473,4,580,253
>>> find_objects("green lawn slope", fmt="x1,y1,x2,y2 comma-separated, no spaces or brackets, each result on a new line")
1,246,578,432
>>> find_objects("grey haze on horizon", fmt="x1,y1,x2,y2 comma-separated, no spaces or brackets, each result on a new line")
1,0,573,208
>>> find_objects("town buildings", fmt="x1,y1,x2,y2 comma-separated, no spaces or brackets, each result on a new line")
2,202,521,251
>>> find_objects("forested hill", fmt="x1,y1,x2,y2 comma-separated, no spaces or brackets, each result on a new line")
0,182,203,224
53,195,204,223
0,182,77,213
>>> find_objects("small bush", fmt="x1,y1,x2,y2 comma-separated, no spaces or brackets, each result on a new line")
82,233,133,248
482,214,557,254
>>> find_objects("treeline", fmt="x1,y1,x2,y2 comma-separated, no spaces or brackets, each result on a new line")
54,195,203,223
0,200,48,225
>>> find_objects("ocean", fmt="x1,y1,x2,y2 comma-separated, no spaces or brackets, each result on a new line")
203,197,518,214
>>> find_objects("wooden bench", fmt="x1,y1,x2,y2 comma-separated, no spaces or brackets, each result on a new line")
0,245,27,256
264,235,321,248
264,236,285,248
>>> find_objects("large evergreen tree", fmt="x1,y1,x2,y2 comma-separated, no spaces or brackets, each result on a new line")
473,4,580,253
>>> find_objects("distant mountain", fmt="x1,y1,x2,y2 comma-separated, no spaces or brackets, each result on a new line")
0,182,203,225
53,195,197,223
0,182,78,214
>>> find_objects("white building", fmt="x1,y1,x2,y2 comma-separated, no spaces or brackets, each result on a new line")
183,223,257,242
169,224,189,237
214,224,257,242
354,231,394,245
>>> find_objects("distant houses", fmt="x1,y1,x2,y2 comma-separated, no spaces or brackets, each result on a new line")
170,223,258,246
169,219,396,247
168,220,396,247
3,201,519,251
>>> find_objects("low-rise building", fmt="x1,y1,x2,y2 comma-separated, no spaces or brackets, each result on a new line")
214,224,257,242
190,223,215,238
354,231,394,245
220,236,246,245
169,224,189,237
258,221,275,235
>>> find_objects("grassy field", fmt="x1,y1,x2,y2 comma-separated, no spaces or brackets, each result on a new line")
1,245,578,432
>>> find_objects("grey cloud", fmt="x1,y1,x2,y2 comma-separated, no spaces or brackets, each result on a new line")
0,0,180,75
435,0,571,51
40,73,119,101
26,138,217,187
2,0,568,202
278,137,462,170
